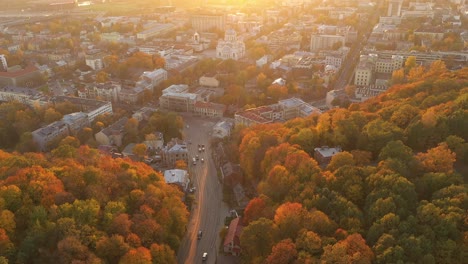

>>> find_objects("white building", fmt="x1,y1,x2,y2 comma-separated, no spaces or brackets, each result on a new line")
136,68,168,90
62,112,90,135
216,30,246,61
310,34,346,51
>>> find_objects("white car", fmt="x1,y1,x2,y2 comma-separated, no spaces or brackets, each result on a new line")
202,252,208,261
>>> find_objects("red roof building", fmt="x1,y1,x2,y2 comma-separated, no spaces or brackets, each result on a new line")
223,217,243,256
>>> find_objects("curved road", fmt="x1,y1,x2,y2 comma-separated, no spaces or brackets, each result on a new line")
177,115,229,264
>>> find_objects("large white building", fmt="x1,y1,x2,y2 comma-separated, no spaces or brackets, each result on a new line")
159,84,199,112
216,30,245,61
136,68,168,90
310,34,345,52
191,13,225,32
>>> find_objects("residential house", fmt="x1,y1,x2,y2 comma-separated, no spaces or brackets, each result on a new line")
163,169,190,192
314,146,342,164
223,217,243,256
95,117,128,147
162,138,189,167
212,120,234,139
220,162,242,187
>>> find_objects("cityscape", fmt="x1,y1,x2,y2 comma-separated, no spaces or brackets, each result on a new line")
0,0,467,263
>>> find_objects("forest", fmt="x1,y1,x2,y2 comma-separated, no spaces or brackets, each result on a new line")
0,145,187,263
236,63,467,263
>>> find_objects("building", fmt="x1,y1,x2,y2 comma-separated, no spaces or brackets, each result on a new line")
132,107,157,122
0,86,47,106
95,117,128,147
223,217,243,256
387,0,403,17
85,50,104,71
62,112,89,135
137,23,176,40
354,61,374,86
310,34,346,52
163,169,190,192
32,121,69,151
213,120,234,139
162,138,189,167
314,146,342,164
191,13,225,32
235,98,320,127
159,84,199,112
375,55,404,73
0,55,7,72
0,65,43,87
79,82,121,102
119,86,145,104
136,68,168,90
355,85,388,102
216,30,245,61
199,74,220,88
193,101,226,118
54,96,113,122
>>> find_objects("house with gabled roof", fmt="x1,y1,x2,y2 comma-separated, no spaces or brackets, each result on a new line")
223,217,243,256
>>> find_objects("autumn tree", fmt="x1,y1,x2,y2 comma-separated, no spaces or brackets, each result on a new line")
240,218,279,262
265,239,298,264
416,143,456,174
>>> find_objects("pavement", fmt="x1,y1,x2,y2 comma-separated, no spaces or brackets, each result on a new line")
177,115,235,264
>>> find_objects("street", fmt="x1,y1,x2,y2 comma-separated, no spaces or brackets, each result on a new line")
177,115,230,264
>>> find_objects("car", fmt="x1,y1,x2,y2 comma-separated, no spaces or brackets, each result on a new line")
198,147,202,152
202,252,208,261
197,230,202,239
195,155,199,160
189,187,196,193
201,158,204,163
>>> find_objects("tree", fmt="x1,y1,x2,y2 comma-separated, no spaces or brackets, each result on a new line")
243,196,272,225
274,203,306,239
295,230,322,255
150,243,176,264
96,71,109,83
265,239,298,264
391,69,405,85
96,235,130,263
133,144,147,159
44,108,63,124
326,152,355,172
240,218,279,261
416,143,456,174
119,247,152,264
404,56,417,73
174,160,187,170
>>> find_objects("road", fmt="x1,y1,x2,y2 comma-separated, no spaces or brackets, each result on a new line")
177,115,230,264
